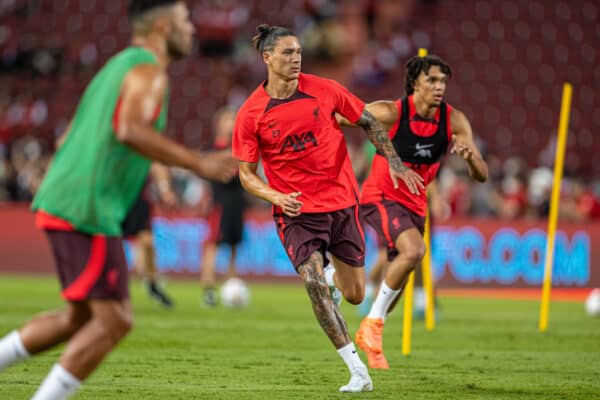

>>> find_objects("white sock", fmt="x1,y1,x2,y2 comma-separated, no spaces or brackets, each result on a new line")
414,287,426,312
31,364,81,400
364,282,374,299
324,265,336,288
337,343,366,374
367,281,402,321
0,330,30,371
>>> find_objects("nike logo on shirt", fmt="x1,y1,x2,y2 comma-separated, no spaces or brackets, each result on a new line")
415,143,434,150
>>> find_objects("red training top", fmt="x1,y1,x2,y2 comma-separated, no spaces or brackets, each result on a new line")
361,95,453,216
233,73,365,213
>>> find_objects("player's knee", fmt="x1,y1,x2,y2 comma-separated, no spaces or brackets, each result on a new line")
64,307,91,332
99,308,133,343
303,275,329,298
405,244,426,266
137,230,153,248
342,284,364,305
114,310,134,338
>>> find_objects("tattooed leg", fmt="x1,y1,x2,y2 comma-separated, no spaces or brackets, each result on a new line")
298,252,351,349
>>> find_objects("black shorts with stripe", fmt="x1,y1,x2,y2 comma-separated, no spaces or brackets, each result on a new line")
206,204,244,245
274,205,365,269
360,200,425,261
207,177,246,245
121,193,151,238
45,230,129,301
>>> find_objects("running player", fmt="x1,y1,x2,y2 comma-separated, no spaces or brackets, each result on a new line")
358,179,448,317
341,54,488,369
0,2,236,399
122,163,176,308
233,24,424,393
201,107,247,306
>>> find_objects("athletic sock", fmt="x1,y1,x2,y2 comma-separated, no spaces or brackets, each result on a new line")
364,282,374,299
31,364,81,400
0,330,30,371
337,342,366,374
367,281,402,321
324,265,336,288
414,286,426,312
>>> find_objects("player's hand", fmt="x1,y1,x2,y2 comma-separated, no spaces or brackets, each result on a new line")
195,151,238,183
388,157,424,195
275,192,303,217
450,134,474,161
159,189,178,209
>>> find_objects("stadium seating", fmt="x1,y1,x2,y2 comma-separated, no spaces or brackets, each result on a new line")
1,0,596,177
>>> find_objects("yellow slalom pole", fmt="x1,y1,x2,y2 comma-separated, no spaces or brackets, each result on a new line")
422,207,436,331
402,47,428,355
538,83,573,332
401,271,415,355
418,44,435,331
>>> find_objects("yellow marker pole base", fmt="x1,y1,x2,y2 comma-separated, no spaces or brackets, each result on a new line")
401,46,430,355
538,82,573,332
401,46,429,355
402,271,415,356
422,208,436,331
418,45,436,330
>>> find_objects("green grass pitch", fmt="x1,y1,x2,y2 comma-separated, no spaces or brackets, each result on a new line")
0,275,598,399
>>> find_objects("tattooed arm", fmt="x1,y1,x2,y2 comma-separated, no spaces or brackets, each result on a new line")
356,107,425,195
336,100,398,128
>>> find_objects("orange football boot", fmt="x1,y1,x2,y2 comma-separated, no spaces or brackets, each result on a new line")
355,317,389,369
365,349,389,369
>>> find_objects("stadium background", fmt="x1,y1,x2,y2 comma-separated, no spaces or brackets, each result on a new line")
0,0,598,289
0,1,599,399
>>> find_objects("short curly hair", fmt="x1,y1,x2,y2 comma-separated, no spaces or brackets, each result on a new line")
404,54,452,96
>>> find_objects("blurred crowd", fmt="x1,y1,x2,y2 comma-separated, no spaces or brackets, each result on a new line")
0,0,598,221
436,152,600,222
3,132,599,222
349,140,600,222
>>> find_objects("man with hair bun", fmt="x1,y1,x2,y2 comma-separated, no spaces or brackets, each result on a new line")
339,54,488,369
233,24,424,393
0,2,236,399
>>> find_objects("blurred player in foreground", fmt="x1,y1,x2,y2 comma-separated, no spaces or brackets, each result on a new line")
0,2,235,399
201,107,247,306
340,54,488,369
233,24,422,393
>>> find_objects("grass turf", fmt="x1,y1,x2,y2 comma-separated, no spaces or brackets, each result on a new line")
0,275,598,399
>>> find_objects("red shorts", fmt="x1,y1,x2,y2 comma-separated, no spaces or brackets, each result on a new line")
360,200,425,261
45,230,129,301
274,205,365,269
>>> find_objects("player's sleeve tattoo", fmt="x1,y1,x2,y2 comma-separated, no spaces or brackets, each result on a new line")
356,109,407,173
298,252,350,348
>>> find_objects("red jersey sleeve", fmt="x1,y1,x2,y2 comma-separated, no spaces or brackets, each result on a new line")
325,78,365,124
232,107,259,163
